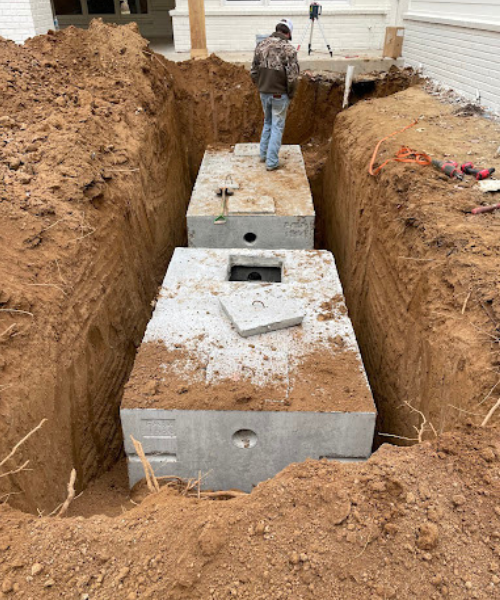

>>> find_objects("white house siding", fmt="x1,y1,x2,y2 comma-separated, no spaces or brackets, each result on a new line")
171,0,394,53
403,1,500,113
405,0,500,22
0,0,54,44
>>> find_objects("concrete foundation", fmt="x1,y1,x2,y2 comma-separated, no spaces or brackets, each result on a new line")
187,144,315,249
149,42,404,75
121,248,376,491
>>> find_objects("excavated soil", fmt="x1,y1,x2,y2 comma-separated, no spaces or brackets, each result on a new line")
320,88,500,442
1,426,500,599
1,19,500,600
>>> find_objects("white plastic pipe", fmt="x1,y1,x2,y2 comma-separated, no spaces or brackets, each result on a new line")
343,65,355,109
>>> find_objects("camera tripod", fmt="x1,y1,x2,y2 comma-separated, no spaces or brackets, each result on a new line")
297,3,333,57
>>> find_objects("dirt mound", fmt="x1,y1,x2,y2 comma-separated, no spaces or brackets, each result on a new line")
1,425,499,599
320,87,500,441
0,21,194,511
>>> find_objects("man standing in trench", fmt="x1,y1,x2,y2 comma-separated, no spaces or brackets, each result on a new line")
251,19,300,171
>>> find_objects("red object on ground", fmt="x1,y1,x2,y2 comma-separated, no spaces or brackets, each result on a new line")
471,203,500,215
461,162,496,181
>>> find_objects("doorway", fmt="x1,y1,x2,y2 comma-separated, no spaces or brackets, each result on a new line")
51,0,173,41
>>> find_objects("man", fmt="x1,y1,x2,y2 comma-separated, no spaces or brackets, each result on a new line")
251,19,300,171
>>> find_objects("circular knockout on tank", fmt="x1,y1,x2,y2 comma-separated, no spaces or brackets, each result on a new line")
243,232,257,245
232,429,257,449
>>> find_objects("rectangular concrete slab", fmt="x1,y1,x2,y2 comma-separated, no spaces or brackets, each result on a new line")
228,195,275,214
219,287,305,337
121,248,376,491
187,144,315,249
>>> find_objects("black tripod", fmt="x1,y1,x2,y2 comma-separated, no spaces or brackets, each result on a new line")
297,3,333,57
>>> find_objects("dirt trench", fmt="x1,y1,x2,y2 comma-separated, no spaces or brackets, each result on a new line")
0,20,446,513
320,89,500,441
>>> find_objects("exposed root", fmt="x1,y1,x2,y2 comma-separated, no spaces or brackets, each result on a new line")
481,398,500,427
0,491,22,504
56,469,77,517
379,401,437,444
0,308,34,318
0,419,47,473
130,436,160,494
461,291,472,315
55,258,67,285
140,469,246,501
38,217,66,235
0,323,17,339
478,380,500,406
0,460,31,480
27,283,67,296
0,420,46,505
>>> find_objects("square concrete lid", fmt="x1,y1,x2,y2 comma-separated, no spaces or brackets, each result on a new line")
219,286,305,337
233,144,260,156
228,195,276,214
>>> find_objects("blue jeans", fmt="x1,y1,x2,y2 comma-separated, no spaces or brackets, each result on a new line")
259,93,290,169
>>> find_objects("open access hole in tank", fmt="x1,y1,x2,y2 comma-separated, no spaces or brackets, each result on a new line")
229,266,282,282
227,256,283,282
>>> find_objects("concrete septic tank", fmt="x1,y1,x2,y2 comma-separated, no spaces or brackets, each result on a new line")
186,144,315,249
121,248,376,492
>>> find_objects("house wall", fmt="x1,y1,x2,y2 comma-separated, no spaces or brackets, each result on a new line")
171,0,396,53
405,0,500,21
0,0,54,44
403,1,500,113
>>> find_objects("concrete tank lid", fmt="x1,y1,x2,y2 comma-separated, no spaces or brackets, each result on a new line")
186,144,315,218
122,248,376,415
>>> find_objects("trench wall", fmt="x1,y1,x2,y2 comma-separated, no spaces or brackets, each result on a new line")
320,88,498,440
3,94,193,511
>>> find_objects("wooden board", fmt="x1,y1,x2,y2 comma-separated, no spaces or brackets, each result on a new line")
187,0,207,59
383,27,405,59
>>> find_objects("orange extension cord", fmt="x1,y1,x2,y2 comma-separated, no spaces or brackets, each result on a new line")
368,119,432,176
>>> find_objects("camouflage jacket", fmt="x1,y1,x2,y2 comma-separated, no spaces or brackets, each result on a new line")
250,32,300,98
